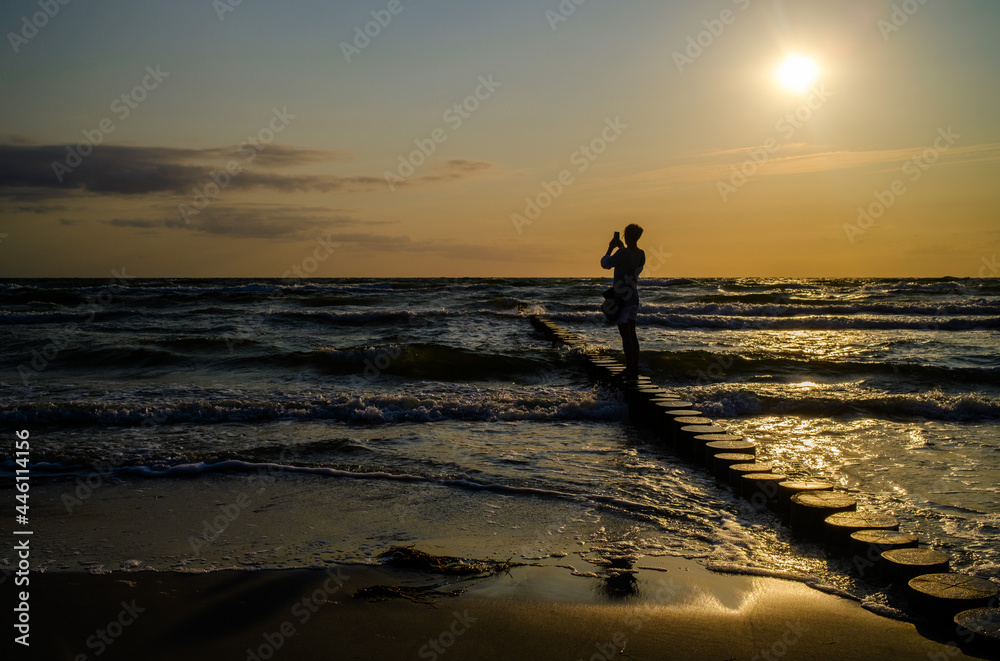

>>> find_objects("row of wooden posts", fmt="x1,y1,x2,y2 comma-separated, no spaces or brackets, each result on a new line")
529,314,998,650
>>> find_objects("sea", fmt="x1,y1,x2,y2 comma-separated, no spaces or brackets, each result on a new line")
1,277,998,610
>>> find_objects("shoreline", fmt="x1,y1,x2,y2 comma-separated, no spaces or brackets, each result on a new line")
23,561,998,661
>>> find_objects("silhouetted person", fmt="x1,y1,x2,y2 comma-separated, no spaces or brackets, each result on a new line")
601,224,645,380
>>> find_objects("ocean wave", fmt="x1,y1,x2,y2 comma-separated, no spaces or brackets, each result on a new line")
264,309,442,326
0,308,137,325
708,279,821,292
297,295,382,307
547,310,1000,331
0,386,625,429
0,310,95,324
137,336,266,351
275,343,550,379
647,313,1000,331
643,350,999,387
639,278,699,288
16,459,589,496
0,286,86,306
687,386,1000,421
0,336,555,379
883,279,973,295
0,459,729,546
474,296,528,311
639,300,1000,317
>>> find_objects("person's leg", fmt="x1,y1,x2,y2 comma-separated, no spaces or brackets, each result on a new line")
627,319,639,377
619,320,638,379
617,323,631,377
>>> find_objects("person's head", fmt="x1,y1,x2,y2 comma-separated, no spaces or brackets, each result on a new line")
624,223,643,246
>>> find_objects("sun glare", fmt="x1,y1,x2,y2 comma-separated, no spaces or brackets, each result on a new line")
776,55,820,92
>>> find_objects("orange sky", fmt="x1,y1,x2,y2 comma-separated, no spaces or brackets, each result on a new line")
2,0,998,277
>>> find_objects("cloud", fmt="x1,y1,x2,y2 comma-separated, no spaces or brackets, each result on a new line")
172,143,355,168
94,208,542,260
105,218,162,228
389,158,494,189
10,203,69,214
417,158,493,183
597,141,1000,194
743,142,1000,178
1,135,38,146
171,205,361,238
325,231,546,262
98,203,364,239
0,143,374,198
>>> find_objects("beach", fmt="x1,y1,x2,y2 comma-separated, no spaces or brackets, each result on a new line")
30,562,997,661
19,464,1000,660
3,277,999,658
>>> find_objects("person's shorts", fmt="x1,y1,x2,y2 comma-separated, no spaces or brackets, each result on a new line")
615,303,639,325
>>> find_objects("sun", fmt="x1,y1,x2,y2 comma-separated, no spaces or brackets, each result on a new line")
776,55,820,93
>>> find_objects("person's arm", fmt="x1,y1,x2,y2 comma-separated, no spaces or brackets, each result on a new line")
601,238,625,269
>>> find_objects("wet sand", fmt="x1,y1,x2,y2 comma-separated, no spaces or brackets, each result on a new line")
26,560,997,661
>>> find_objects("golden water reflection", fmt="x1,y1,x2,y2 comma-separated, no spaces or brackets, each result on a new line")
741,330,860,361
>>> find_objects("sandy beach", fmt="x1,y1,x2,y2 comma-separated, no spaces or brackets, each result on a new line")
29,560,997,661
17,468,999,660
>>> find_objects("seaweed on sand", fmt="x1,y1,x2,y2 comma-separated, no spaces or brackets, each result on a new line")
376,546,524,577
352,547,528,604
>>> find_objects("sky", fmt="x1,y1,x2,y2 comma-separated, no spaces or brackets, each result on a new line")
1,0,998,277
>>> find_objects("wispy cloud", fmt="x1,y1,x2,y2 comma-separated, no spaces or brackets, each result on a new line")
415,158,493,184
95,203,366,239
598,142,1000,194
94,209,546,259
323,232,547,262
